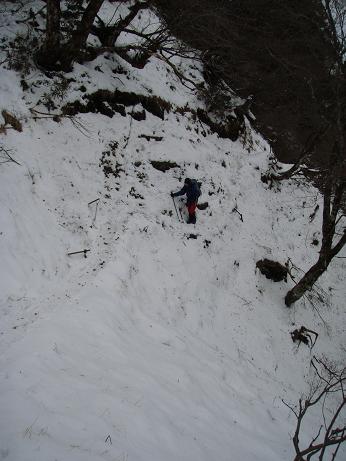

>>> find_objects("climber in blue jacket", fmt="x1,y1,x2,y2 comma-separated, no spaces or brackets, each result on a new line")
171,178,201,224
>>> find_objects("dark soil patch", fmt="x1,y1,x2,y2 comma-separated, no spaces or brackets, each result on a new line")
150,160,179,172
99,143,124,178
138,134,163,141
129,187,144,199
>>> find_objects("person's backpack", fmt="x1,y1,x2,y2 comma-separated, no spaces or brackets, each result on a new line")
191,179,201,198
196,181,202,197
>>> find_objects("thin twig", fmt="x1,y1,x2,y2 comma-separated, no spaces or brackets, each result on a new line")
232,207,244,222
67,249,90,258
88,198,100,206
0,146,21,166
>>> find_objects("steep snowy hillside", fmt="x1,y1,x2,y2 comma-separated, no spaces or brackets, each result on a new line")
0,2,345,461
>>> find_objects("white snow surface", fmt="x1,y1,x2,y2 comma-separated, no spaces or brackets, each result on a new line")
0,2,345,461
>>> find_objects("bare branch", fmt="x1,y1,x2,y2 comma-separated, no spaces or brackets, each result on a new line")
29,108,91,137
0,146,21,166
287,357,346,461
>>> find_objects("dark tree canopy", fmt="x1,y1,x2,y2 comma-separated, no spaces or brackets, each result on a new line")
155,0,343,168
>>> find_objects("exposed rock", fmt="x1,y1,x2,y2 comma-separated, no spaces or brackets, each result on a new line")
256,258,288,282
197,202,209,210
63,89,171,120
131,109,146,121
150,160,179,172
197,108,244,141
62,90,242,141
141,96,169,120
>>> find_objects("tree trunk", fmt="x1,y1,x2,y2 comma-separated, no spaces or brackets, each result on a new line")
60,0,105,70
36,0,61,68
284,255,330,306
91,2,149,47
106,2,149,47
285,227,346,307
46,0,61,50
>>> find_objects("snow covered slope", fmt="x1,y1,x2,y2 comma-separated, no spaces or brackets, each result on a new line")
0,3,345,461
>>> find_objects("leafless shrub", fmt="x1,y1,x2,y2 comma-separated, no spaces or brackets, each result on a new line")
283,356,346,461
29,108,91,137
6,31,37,75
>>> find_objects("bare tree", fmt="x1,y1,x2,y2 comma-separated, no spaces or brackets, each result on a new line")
283,357,346,461
32,0,200,88
285,172,345,306
89,2,201,84
36,0,105,70
285,0,346,306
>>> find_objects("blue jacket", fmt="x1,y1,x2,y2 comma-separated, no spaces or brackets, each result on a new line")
173,180,201,204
